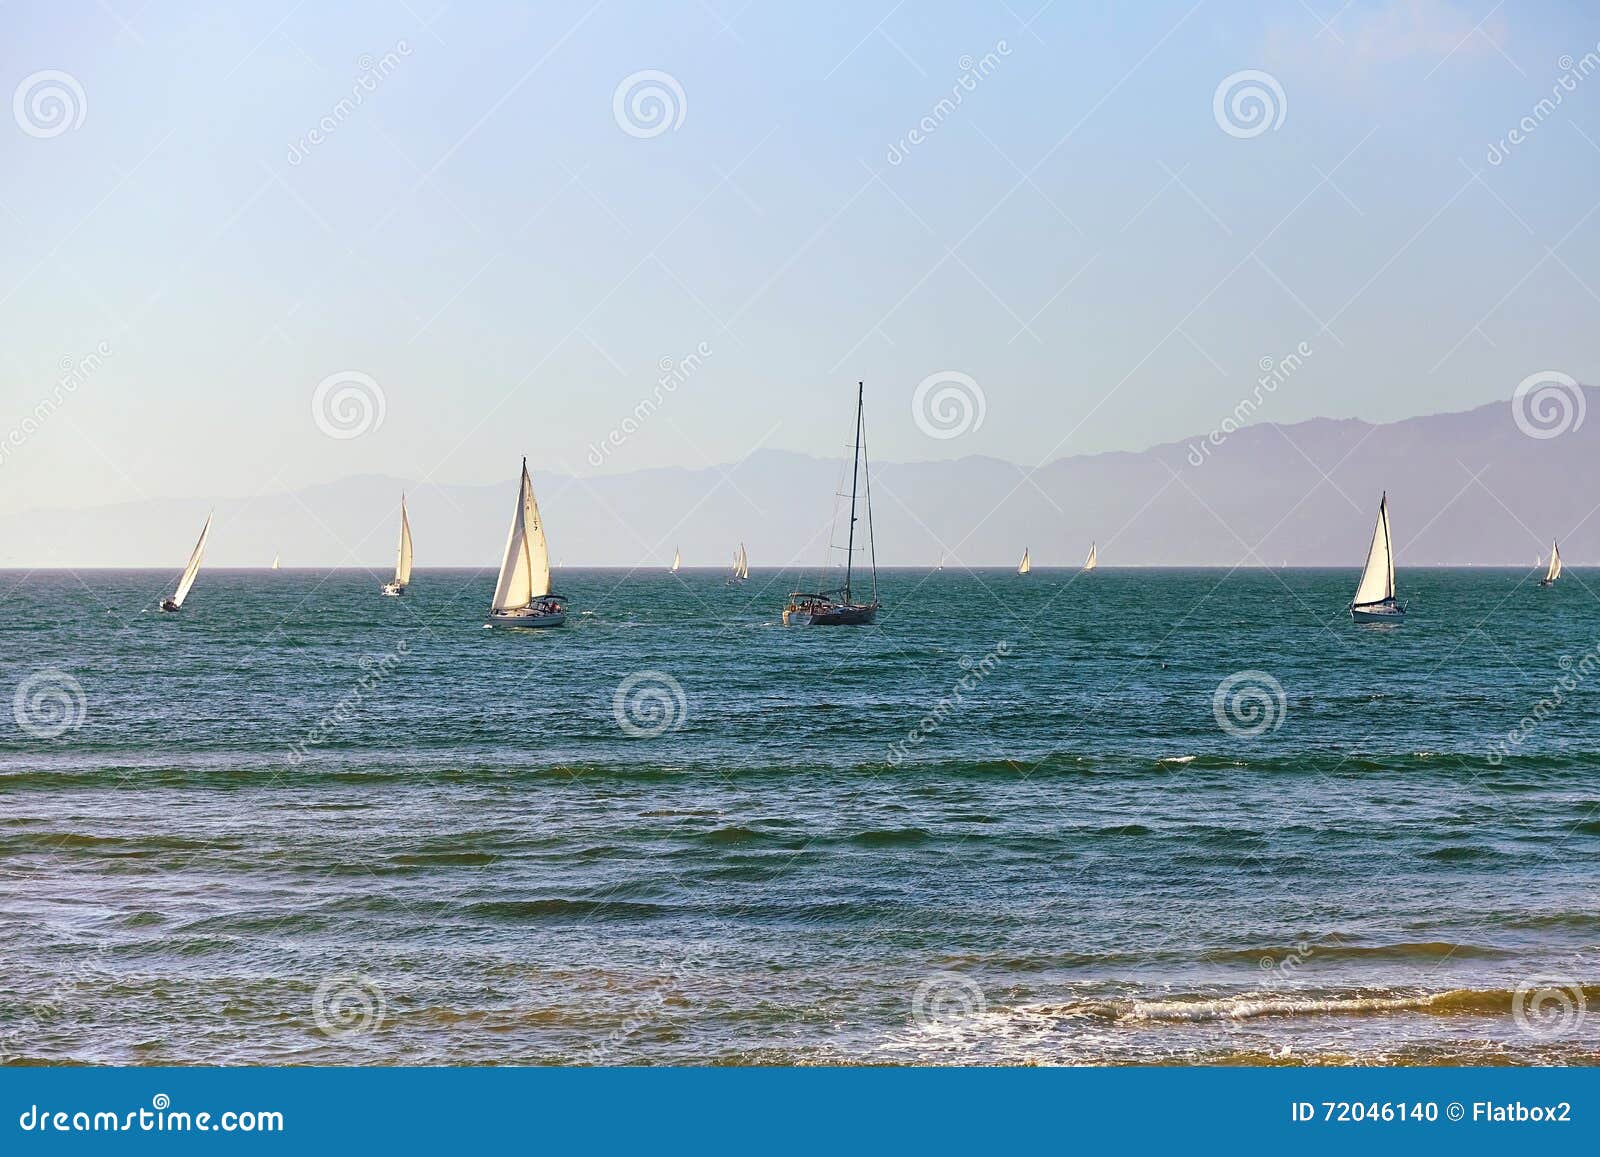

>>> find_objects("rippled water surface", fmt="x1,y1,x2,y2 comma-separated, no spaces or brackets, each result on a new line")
3,567,1598,1065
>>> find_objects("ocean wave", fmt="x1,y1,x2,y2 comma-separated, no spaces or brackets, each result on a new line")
1025,985,1600,1024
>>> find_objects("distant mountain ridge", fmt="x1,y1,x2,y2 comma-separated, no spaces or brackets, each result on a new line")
5,390,1597,569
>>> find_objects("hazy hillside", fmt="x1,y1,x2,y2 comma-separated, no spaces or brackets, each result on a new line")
5,391,1595,569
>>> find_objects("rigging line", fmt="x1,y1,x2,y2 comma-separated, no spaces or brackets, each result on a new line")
860,391,877,605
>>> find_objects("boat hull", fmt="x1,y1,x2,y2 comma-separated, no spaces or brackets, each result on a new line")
1351,600,1405,623
158,600,181,613
1539,579,1556,588
487,598,567,629
783,602,878,626
380,583,406,597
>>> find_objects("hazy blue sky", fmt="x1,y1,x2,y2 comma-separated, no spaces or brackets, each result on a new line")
4,0,1599,514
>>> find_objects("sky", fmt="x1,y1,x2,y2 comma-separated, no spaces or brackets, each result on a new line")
3,0,1599,517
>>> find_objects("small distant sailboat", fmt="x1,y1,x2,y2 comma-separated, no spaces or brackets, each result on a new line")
1017,547,1031,575
1540,541,1561,587
1083,542,1098,571
487,459,565,628
1349,492,1405,623
381,496,413,596
671,547,681,573
784,382,880,626
271,553,280,571
728,542,749,584
160,512,212,613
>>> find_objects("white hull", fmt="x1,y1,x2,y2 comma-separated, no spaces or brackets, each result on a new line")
380,582,406,597
1351,601,1405,623
487,602,566,629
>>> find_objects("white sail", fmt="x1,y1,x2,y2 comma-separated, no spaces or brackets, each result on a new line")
271,553,280,570
1351,493,1395,607
733,542,749,580
395,497,414,586
1084,542,1098,571
1018,547,1031,575
1547,541,1562,583
671,547,680,572
170,513,212,608
491,460,552,612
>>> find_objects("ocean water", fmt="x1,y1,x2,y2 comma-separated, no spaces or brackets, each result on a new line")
3,566,1599,1066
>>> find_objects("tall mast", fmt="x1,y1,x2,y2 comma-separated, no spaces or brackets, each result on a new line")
844,381,863,604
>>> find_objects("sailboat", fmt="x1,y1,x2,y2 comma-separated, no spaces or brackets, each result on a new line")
728,542,749,584
160,512,212,612
1017,548,1031,575
271,553,280,571
381,496,413,596
1083,542,1098,571
1540,541,1562,587
1349,492,1405,622
487,459,565,628
671,547,681,573
784,383,880,626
